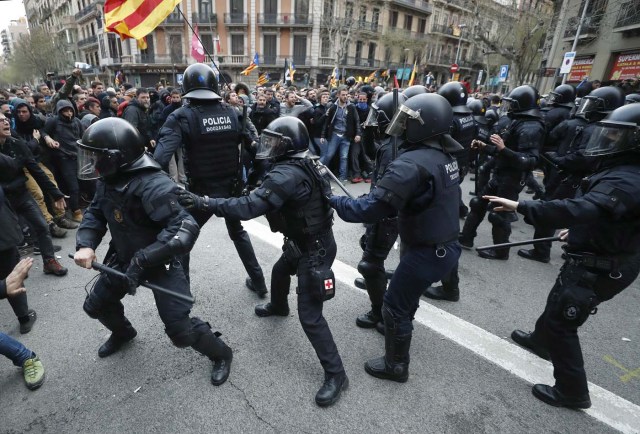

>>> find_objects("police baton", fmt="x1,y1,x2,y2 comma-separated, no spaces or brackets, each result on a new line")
313,161,355,199
540,153,561,171
68,254,195,303
475,236,562,252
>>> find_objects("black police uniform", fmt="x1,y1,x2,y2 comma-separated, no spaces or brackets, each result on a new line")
355,135,400,326
473,112,494,196
154,98,267,293
460,114,544,258
180,153,346,393
331,141,461,378
512,157,640,406
76,156,232,381
451,110,477,216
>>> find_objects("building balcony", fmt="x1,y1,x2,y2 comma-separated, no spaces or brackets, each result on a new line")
395,28,430,40
388,0,433,15
357,20,383,34
347,57,384,68
133,54,190,64
192,12,218,25
257,13,313,27
260,55,311,66
563,15,600,40
78,35,98,49
430,23,469,42
614,2,640,32
75,3,98,23
218,55,249,65
160,14,184,26
224,13,249,26
435,0,473,12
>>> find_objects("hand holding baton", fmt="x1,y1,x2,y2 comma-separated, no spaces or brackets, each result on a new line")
68,254,195,303
313,160,355,199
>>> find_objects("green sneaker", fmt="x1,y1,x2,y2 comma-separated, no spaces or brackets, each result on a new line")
23,356,45,390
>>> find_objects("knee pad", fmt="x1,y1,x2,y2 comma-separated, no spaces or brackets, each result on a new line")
488,211,507,226
166,319,198,348
357,258,385,279
550,284,597,328
469,196,486,213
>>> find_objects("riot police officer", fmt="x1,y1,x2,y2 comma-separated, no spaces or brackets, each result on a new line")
352,92,404,328
485,102,640,409
459,85,544,260
519,86,625,263
176,118,347,407
331,93,462,382
154,64,267,297
468,98,495,196
438,82,477,218
73,118,232,386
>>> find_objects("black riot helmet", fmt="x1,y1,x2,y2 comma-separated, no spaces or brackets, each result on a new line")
402,85,427,99
256,117,309,160
77,117,145,180
625,93,640,105
501,85,540,117
485,109,499,126
584,104,640,157
363,92,407,134
548,84,576,108
467,98,485,116
345,76,356,87
182,63,220,99
575,86,625,121
437,81,470,114
387,93,456,144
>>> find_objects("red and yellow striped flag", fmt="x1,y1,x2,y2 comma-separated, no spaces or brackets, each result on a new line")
104,0,182,49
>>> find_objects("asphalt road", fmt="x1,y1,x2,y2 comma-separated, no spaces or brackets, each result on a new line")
1,176,639,433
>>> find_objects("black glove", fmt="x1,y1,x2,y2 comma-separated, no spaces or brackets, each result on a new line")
124,255,145,296
176,189,209,211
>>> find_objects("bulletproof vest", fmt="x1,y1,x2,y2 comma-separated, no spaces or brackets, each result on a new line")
496,118,544,173
98,171,167,263
451,113,477,149
265,159,333,240
184,102,241,180
543,106,571,132
474,116,491,142
394,147,460,246
568,164,640,256
372,137,396,187
556,117,588,156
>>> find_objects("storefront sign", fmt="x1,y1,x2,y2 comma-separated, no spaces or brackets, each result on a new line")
609,51,640,81
567,56,594,82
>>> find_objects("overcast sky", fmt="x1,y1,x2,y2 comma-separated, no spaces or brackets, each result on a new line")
0,0,27,32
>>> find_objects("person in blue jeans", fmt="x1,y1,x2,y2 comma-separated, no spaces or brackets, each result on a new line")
320,86,361,182
1,257,46,390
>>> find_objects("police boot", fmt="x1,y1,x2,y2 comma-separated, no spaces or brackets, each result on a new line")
356,304,382,328
532,384,591,409
477,226,510,260
255,302,290,317
233,237,265,292
517,248,550,264
315,371,349,407
245,277,268,298
423,285,459,302
511,330,550,360
354,277,366,290
192,332,233,386
97,313,137,358
364,306,411,383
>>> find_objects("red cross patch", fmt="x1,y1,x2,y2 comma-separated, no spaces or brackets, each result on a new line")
324,279,334,290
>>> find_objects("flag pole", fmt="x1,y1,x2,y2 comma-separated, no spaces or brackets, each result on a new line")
176,5,229,87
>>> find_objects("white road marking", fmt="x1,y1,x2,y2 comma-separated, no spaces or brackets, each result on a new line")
244,219,640,434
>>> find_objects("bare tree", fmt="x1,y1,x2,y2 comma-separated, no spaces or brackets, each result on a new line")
470,0,552,86
320,0,365,72
11,29,69,82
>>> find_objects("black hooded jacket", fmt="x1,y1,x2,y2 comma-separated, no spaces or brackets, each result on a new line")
43,99,84,158
13,99,48,161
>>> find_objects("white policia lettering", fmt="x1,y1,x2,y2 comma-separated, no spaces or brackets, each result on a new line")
202,116,233,133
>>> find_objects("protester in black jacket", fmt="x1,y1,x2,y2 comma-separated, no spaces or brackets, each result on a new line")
249,94,279,134
122,89,154,148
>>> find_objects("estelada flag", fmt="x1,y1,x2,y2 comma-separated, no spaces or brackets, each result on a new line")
241,53,259,76
104,0,182,49
257,72,270,86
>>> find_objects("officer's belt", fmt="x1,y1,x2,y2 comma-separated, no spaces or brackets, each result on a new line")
561,249,621,273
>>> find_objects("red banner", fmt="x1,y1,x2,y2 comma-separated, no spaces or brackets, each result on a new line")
567,56,594,82
609,51,640,81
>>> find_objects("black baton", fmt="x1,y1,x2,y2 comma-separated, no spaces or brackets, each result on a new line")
475,236,562,252
68,254,195,303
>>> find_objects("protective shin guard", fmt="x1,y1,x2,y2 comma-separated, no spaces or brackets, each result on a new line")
491,225,511,259
233,237,265,286
364,306,411,382
192,332,233,386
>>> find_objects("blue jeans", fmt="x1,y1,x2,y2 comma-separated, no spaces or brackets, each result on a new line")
320,134,351,180
384,242,461,335
0,332,33,367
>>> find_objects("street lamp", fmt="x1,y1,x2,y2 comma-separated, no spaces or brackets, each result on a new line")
400,48,410,89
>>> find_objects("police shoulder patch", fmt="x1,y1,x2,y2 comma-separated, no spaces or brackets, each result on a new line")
113,209,124,223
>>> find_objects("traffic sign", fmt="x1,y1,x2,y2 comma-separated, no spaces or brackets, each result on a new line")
560,51,577,74
450,63,459,73
499,65,509,82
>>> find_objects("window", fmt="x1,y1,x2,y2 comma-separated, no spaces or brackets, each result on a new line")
359,6,367,22
169,34,183,62
201,33,214,60
230,0,243,14
264,34,277,63
384,46,391,61
321,37,330,58
323,0,334,17
372,8,380,26
107,33,122,59
367,42,376,66
355,40,363,65
404,15,413,30
389,11,398,27
293,35,307,65
345,2,353,21
418,18,426,33
199,0,211,16
231,34,244,55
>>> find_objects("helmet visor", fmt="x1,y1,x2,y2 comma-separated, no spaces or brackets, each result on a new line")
500,98,517,115
77,145,102,180
385,104,424,137
363,106,380,128
584,123,638,156
548,92,562,105
256,129,286,160
575,97,602,117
